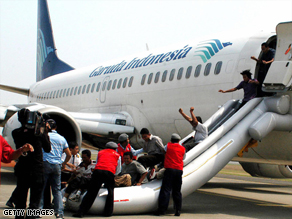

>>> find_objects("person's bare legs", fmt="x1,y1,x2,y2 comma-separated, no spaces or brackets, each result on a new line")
179,108,192,122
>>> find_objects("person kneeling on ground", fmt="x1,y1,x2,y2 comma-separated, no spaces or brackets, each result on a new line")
62,149,95,205
115,152,148,187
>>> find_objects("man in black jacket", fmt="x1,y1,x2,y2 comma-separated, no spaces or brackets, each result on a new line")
12,108,51,219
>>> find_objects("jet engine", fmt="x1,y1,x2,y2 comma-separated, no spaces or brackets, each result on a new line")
2,104,82,149
240,162,292,178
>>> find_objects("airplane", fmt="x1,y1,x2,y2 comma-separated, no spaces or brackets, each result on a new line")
1,0,292,186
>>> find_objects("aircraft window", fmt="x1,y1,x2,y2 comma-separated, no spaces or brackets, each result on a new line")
141,74,146,85
186,66,192,79
82,85,86,94
107,80,112,90
96,82,101,92
50,91,53,99
128,76,134,87
204,63,212,76
123,77,128,88
59,89,63,98
66,88,70,96
74,87,78,95
177,67,183,80
162,70,168,82
117,78,122,89
148,73,153,84
194,65,202,77
112,79,117,90
102,81,107,91
53,91,56,98
70,87,74,96
86,84,91,93
169,69,176,81
63,89,66,97
154,72,160,83
91,83,96,93
214,61,222,75
78,86,82,95
56,90,59,98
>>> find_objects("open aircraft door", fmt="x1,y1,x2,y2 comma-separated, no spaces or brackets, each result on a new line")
264,22,292,92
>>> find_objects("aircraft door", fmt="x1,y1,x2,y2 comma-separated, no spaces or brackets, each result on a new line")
100,76,110,103
264,22,292,91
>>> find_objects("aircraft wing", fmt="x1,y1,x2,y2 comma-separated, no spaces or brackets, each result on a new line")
0,84,29,96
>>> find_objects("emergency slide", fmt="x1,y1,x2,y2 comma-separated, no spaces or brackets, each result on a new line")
66,95,291,214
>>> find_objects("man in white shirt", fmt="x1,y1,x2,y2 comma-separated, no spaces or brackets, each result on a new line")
62,149,95,204
61,142,82,188
179,107,208,152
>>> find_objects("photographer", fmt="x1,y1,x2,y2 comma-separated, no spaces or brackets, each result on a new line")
12,108,51,219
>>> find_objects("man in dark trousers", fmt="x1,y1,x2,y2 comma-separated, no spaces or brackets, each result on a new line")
156,133,185,216
137,128,165,169
73,142,121,218
219,70,259,108
251,42,275,97
12,108,51,219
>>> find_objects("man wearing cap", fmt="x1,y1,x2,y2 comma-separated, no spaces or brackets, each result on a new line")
156,133,185,216
219,70,259,108
73,142,121,218
40,119,71,219
117,133,138,163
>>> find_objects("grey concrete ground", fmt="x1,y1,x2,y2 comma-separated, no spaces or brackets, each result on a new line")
1,164,292,219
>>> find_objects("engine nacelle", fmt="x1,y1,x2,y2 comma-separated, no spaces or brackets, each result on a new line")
2,104,82,149
240,162,292,178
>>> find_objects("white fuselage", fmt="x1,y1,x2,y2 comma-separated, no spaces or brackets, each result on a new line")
29,32,275,143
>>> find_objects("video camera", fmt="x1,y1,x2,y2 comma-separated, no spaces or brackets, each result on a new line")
25,111,47,136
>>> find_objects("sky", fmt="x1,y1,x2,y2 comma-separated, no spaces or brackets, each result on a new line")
0,0,292,105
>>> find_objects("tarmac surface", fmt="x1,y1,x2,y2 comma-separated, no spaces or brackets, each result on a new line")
1,162,292,219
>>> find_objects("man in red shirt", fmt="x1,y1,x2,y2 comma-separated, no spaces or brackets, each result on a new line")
156,133,185,216
0,135,34,172
73,142,121,218
116,133,138,163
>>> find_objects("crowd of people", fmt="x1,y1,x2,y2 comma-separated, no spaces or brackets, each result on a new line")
0,41,275,218
1,105,207,219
